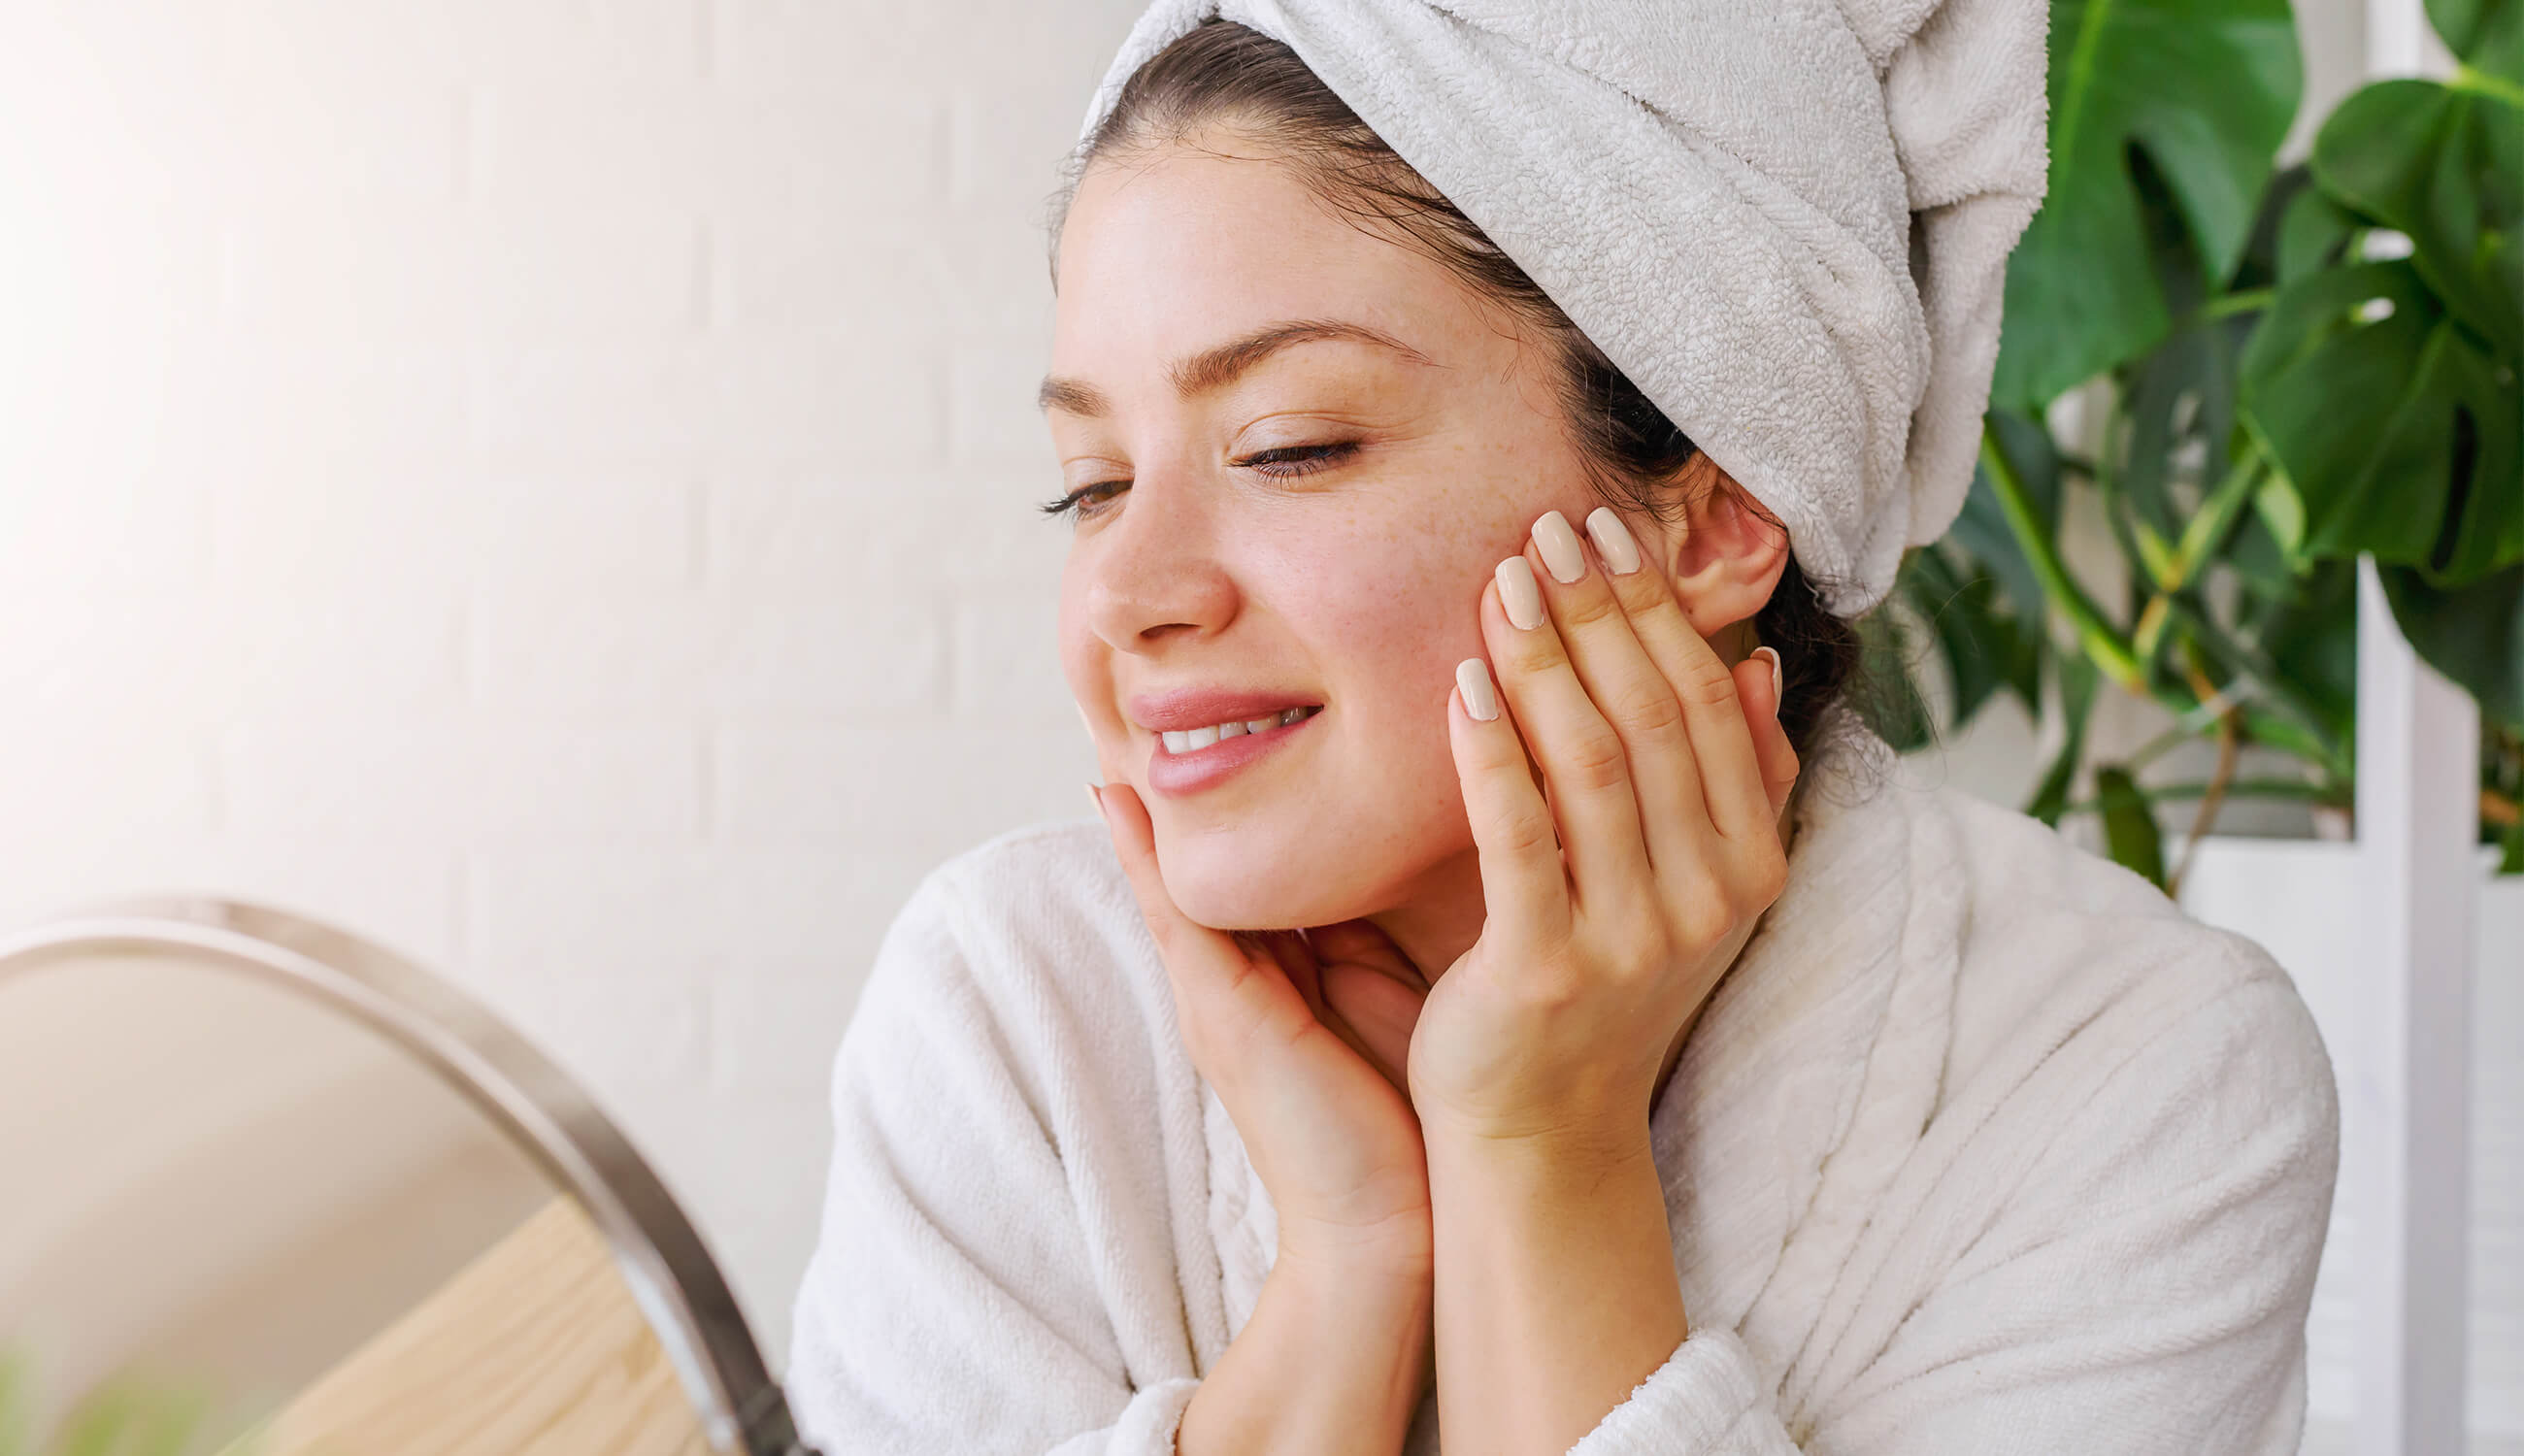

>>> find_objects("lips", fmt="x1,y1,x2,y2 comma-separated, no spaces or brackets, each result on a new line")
1142,701,1323,797
1126,687,1324,734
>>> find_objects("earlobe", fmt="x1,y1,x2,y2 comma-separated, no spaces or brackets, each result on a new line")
1663,478,1792,636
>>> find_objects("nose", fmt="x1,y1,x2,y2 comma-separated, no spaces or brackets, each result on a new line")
1079,469,1240,657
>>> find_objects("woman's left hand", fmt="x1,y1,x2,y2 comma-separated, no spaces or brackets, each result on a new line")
1405,506,1802,1149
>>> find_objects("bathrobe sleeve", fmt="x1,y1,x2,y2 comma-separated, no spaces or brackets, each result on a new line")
1568,958,2339,1455
784,866,1203,1456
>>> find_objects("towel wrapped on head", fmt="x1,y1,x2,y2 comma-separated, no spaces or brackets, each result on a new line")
1078,0,2050,619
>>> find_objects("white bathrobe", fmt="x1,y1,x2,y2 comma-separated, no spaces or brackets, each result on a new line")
785,721,2339,1454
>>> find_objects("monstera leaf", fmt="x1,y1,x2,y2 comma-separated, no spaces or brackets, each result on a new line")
2314,78,2523,358
2382,561,2524,723
2239,65,2523,670
2242,258,2521,581
2428,0,2523,83
1992,0,2303,410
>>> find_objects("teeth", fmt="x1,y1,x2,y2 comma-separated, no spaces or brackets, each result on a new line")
1159,705,1319,754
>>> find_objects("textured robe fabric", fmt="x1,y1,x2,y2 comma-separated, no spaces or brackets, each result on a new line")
786,720,2339,1453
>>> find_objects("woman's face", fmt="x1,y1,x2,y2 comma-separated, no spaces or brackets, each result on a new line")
1045,131,1621,932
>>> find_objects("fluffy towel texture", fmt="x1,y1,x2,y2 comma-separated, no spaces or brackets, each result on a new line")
1072,0,2050,617
787,716,2341,1453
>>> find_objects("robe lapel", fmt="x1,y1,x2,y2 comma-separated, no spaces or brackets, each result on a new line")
1650,712,1964,1412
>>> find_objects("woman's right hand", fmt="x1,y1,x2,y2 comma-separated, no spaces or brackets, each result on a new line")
1089,780,1435,1269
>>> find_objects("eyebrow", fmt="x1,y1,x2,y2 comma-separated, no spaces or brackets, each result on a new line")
1036,318,1439,416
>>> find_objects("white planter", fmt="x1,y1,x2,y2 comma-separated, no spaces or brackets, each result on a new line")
2178,838,2523,1451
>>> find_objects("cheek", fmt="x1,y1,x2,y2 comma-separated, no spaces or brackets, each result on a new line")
1245,518,1490,735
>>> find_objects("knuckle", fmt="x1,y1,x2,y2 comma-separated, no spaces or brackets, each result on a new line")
1606,679,1687,740
1669,875,1734,944
1486,801,1560,859
1742,844,1790,905
1680,652,1739,709
1499,627,1567,677
1559,588,1625,632
1562,727,1631,791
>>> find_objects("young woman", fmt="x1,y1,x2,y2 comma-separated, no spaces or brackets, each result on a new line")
787,11,2338,1454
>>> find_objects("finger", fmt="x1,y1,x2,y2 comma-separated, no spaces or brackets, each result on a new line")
1306,917,1429,995
1582,506,1776,844
1528,508,1720,882
1319,961,1423,1095
1734,648,1802,823
1485,547,1654,907
1090,781,1308,1065
1447,654,1573,948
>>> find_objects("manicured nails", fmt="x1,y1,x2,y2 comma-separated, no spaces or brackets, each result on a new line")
1495,555,1544,629
1532,510,1586,583
1752,645,1783,705
1584,506,1642,575
1084,781,1106,819
1456,658,1499,721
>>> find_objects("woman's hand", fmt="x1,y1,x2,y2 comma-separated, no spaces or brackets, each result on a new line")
1408,506,1802,1148
1089,779,1437,1269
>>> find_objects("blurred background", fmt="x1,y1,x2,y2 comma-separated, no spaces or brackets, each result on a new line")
1,2,2512,1452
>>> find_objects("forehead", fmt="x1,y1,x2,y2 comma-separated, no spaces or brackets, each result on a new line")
1049,141,1493,381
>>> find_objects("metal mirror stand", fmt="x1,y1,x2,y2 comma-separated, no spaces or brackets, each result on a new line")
0,897,820,1456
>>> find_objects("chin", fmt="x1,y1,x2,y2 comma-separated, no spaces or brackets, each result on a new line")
1157,830,1345,932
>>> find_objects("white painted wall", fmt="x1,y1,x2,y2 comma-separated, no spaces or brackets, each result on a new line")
1,0,1146,1356
1,3,2508,1446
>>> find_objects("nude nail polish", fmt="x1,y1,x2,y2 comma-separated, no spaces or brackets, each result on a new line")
1456,658,1499,721
1532,511,1586,583
1754,645,1783,703
1496,555,1545,629
1584,506,1642,575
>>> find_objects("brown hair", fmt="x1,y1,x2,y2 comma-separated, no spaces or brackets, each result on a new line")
1047,18,1867,764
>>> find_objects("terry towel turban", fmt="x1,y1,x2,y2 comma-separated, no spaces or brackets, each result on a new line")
1078,0,2051,618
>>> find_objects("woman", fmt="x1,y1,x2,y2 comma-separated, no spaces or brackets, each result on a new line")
787,7,2339,1454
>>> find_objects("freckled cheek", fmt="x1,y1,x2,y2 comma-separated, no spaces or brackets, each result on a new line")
1249,534,1488,731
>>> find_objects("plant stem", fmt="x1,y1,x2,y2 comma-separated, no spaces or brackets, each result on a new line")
2169,445,2269,588
2169,657,2242,899
2452,63,2524,110
1979,422,2142,690
2200,287,2274,321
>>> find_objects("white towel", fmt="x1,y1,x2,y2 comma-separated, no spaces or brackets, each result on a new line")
1076,0,2050,617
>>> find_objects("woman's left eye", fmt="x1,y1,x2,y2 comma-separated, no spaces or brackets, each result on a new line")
1037,442,1360,522
1234,441,1359,477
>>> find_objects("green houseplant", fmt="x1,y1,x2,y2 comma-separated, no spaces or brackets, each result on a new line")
1862,0,2523,890
0,1349,246,1456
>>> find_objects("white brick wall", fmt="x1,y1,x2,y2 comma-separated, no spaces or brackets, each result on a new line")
0,0,1143,1359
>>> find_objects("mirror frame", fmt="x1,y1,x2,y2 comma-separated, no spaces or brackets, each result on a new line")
0,896,814,1456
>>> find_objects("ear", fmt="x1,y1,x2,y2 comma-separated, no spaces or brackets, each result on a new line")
1648,457,1791,641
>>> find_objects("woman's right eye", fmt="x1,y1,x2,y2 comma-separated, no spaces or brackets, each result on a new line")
1038,480,1127,520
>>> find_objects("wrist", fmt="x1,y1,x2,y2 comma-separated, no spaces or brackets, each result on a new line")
1275,1215,1436,1288
1420,1108,1656,1184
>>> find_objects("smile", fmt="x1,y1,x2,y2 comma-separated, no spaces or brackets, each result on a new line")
1157,704,1322,754
1145,705,1324,797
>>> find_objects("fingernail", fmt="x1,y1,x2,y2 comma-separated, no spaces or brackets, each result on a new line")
1496,555,1544,629
1084,781,1106,819
1532,511,1586,583
1074,701,1092,736
1584,506,1641,575
1456,658,1499,721
1753,645,1783,704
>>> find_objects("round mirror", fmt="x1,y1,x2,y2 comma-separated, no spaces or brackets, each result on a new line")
0,898,817,1456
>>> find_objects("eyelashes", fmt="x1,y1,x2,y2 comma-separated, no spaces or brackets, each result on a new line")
1037,441,1361,521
